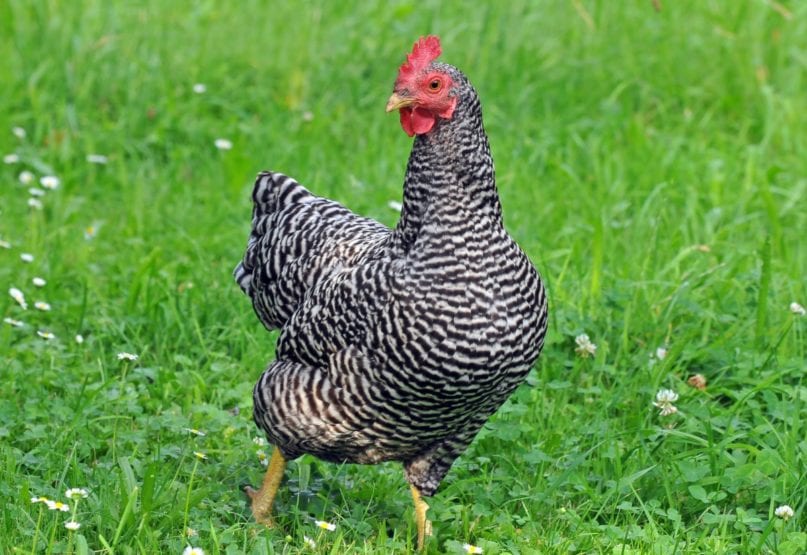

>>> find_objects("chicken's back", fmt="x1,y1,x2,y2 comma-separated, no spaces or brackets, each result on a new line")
234,171,390,330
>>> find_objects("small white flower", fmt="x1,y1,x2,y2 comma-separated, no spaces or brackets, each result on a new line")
30,496,49,504
20,253,34,263
193,83,207,94
34,301,51,311
32,277,46,287
9,287,27,309
46,500,70,512
256,449,268,467
40,175,60,189
86,154,108,164
75,334,85,344
3,153,19,164
183,428,206,437
790,302,806,316
117,352,139,361
574,333,597,358
653,388,679,416
64,521,81,531
3,317,24,327
182,547,205,555
193,451,208,460
214,138,232,150
774,504,794,521
65,487,89,499
302,111,314,122
655,347,668,360
186,527,198,538
37,330,56,340
314,519,336,531
0,239,10,249
19,170,35,184
253,436,267,447
84,224,99,240
12,126,26,139
463,544,484,554
28,187,46,197
303,536,316,548
388,200,403,212
28,198,43,210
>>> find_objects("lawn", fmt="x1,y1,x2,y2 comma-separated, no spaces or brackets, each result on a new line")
1,0,805,553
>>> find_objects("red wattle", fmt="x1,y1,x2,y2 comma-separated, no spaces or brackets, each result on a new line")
399,107,436,137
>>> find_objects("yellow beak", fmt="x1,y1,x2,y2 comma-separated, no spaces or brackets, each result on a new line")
386,93,415,113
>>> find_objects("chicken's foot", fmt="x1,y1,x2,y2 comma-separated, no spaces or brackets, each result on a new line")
245,448,286,526
410,484,433,551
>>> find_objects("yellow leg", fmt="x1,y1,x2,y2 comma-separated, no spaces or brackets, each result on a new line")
410,484,432,551
245,448,286,526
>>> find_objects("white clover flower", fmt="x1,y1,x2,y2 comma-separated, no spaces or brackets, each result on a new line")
64,521,81,530
388,200,403,211
463,544,484,554
774,505,794,521
193,451,208,460
653,388,679,416
303,535,316,548
790,302,806,316
186,527,198,537
12,126,26,139
30,496,49,504
253,436,267,447
34,301,51,311
687,374,707,391
9,287,27,309
28,198,43,210
37,330,56,340
183,428,206,437
75,334,85,344
46,500,70,512
117,352,139,361
0,239,10,249
182,547,205,555
40,175,60,189
3,317,24,327
314,519,336,531
4,153,20,164
32,277,46,287
655,347,668,360
574,333,597,358
192,83,207,94
214,138,232,150
29,187,45,197
86,154,108,164
65,487,89,499
19,170,34,184
20,253,34,263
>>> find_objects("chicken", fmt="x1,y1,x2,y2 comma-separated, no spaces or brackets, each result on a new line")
234,35,548,550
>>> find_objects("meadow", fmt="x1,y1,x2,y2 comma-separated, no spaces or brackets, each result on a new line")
0,0,805,553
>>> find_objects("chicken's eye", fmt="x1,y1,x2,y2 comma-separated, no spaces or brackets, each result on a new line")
428,79,442,92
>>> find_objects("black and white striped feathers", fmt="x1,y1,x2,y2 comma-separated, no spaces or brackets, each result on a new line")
234,62,547,496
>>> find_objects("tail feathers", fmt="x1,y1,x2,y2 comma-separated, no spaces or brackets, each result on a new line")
252,171,315,219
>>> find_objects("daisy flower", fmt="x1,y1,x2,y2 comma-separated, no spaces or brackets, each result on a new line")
32,277,46,287
12,126,26,139
20,253,34,263
64,521,81,530
182,547,205,555
86,154,108,164
303,536,316,548
37,330,56,340
193,83,207,94
774,505,794,521
3,153,19,164
463,544,484,554
84,224,99,240
256,450,268,467
46,500,70,512
9,287,27,309
214,138,232,150
28,198,43,210
790,302,805,316
3,317,24,327
574,333,597,358
183,428,206,437
40,175,60,189
117,352,139,361
65,487,89,499
34,301,51,311
314,519,336,531
30,496,49,504
28,187,45,197
653,389,679,416
19,170,34,184
193,451,208,460
253,436,267,447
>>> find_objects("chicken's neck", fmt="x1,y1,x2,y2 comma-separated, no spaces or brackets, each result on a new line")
393,93,503,251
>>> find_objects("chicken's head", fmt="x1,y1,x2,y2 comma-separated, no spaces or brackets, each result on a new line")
386,35,458,137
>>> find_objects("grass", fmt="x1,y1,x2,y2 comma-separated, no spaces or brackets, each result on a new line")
0,0,805,553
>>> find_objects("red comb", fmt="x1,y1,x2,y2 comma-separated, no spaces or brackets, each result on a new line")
396,35,441,85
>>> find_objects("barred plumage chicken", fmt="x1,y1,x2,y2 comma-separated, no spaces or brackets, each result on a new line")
234,35,548,549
